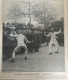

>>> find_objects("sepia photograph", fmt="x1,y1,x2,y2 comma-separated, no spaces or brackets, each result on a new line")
2,0,65,72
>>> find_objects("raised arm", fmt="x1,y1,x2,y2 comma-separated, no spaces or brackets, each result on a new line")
11,30,17,35
10,34,17,37
55,29,61,34
10,30,17,37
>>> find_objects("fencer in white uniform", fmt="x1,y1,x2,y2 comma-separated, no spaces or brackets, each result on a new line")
10,31,30,62
45,28,61,55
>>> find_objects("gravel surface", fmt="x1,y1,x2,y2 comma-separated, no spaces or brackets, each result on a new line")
2,44,65,72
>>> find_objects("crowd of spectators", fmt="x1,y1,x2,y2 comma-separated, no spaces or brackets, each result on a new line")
2,22,64,61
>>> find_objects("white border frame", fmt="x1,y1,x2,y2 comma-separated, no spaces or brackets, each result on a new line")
0,0,68,79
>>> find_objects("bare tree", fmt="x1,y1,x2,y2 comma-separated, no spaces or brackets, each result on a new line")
7,1,33,24
32,2,57,28
21,1,33,24
7,3,26,23
7,1,56,28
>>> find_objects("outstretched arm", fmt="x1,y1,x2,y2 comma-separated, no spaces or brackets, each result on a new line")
24,36,31,43
10,34,17,37
44,33,51,37
55,29,61,34
10,30,17,37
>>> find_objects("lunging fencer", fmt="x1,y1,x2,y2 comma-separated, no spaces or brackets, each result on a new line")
10,31,30,62
45,28,61,55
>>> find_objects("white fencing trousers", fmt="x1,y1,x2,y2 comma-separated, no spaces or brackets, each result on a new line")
12,43,28,59
49,39,59,53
